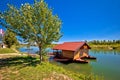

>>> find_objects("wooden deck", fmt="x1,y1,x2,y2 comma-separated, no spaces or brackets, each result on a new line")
53,55,88,63
81,56,96,59
48,53,96,63
48,52,55,57
53,54,72,62
54,58,70,62
73,58,88,63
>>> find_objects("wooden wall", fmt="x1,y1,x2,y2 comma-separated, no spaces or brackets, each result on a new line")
80,44,90,49
74,44,89,59
73,50,80,60
79,49,89,58
62,50,74,58
62,44,90,59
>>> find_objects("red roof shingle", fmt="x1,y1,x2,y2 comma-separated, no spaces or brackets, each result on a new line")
53,42,90,51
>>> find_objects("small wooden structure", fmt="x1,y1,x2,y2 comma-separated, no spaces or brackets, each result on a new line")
53,42,95,63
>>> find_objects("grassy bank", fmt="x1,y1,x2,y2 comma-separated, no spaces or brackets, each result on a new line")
0,48,16,54
0,56,103,80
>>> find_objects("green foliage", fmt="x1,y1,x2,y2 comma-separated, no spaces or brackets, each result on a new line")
89,40,120,45
3,29,19,48
88,40,120,50
0,48,16,53
0,34,2,41
0,0,62,62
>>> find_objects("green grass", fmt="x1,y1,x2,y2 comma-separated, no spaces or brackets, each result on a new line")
0,56,103,80
0,48,16,54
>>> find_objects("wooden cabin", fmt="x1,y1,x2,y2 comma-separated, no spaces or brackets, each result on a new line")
53,42,91,60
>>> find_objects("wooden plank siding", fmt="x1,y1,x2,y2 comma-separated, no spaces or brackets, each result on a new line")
62,50,74,58
79,49,89,58
73,50,80,60
79,45,89,58
74,45,89,59
80,44,89,49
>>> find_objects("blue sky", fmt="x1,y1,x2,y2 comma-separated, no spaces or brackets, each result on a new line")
0,0,120,42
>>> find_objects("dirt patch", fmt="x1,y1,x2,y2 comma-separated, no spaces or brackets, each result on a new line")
0,53,26,59
43,72,72,80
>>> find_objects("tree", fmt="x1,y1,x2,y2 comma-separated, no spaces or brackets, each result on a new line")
3,29,18,48
0,0,62,63
0,34,2,41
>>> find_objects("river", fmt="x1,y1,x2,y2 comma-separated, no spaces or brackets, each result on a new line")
19,47,120,80
55,50,120,80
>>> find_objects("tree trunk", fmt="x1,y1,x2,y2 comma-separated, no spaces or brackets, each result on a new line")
39,46,42,63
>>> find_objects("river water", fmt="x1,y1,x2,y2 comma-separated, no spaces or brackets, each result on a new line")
56,50,120,80
19,47,120,80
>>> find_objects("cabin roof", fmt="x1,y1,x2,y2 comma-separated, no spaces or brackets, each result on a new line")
53,42,91,51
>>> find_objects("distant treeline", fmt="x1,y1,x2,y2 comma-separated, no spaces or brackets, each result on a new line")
87,40,120,45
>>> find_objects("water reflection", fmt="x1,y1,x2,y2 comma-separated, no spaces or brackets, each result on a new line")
50,61,93,74
89,49,120,80
51,49,120,80
90,49,120,55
